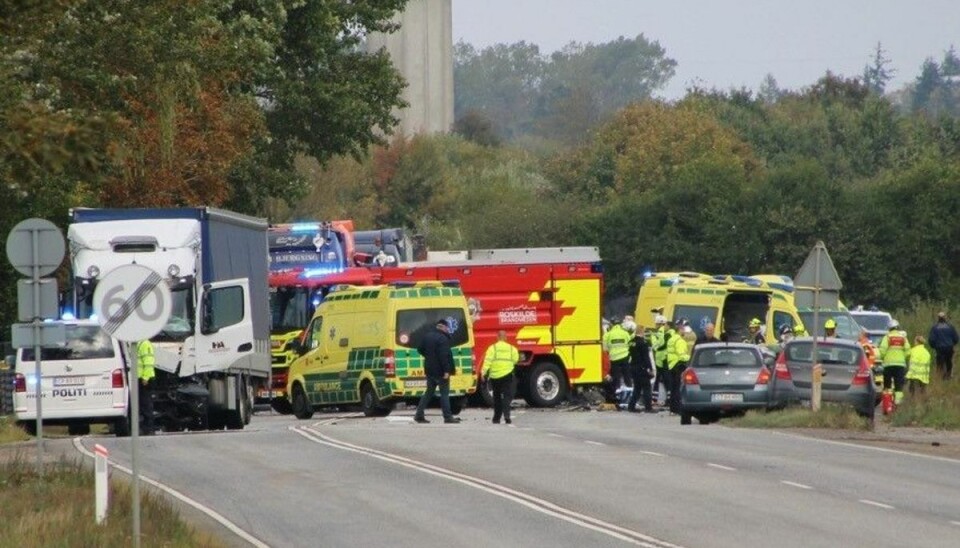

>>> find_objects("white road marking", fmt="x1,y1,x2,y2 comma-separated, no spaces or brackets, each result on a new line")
781,481,813,490
858,499,895,510
949,520,960,526
770,431,960,464
547,433,566,438
386,416,413,422
707,463,737,471
293,425,682,548
639,451,666,457
72,438,269,548
584,440,606,446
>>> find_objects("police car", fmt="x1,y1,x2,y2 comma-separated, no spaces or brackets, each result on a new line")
13,319,130,436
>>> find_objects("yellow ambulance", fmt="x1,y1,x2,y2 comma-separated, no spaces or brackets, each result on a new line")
286,281,477,418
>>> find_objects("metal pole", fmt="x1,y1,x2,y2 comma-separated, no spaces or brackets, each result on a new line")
32,227,43,475
812,246,821,412
129,342,141,548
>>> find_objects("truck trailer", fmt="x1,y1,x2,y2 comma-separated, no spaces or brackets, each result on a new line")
67,207,271,431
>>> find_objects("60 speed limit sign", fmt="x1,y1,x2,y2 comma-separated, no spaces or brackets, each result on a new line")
93,264,172,342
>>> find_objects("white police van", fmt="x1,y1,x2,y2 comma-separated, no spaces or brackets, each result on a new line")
14,320,130,436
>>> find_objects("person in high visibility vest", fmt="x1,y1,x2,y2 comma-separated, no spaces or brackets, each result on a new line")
137,339,157,435
879,320,910,405
824,318,838,338
906,335,932,396
652,315,669,405
666,321,689,414
482,330,520,424
745,318,765,345
603,318,633,405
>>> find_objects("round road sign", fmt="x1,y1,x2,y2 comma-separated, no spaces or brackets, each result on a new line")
6,218,66,277
93,265,173,342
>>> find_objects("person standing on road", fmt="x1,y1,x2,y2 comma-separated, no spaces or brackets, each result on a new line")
136,339,157,435
928,311,958,381
482,330,519,424
603,318,633,405
627,326,656,413
666,321,689,414
879,320,910,405
652,315,669,405
414,318,460,424
906,335,932,396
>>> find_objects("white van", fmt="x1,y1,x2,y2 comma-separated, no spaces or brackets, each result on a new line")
14,320,130,436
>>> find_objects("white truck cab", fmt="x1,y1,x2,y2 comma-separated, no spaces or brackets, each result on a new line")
14,320,130,436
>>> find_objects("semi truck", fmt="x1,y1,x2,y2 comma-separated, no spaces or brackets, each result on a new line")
67,207,271,431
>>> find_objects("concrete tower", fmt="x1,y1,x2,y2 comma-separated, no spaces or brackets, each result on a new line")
366,0,454,136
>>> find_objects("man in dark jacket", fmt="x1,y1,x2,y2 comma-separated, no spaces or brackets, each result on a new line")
928,311,959,380
414,318,461,424
627,327,656,413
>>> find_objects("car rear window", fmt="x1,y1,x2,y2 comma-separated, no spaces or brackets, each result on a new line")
396,308,469,349
785,342,862,365
21,326,115,361
693,348,760,368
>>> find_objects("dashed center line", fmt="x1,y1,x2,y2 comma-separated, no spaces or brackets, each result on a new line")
547,433,566,438
707,463,737,471
640,451,666,457
584,440,606,446
859,499,895,510
949,520,960,527
781,481,813,490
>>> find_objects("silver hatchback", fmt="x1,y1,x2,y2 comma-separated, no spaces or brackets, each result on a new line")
780,337,876,417
679,343,798,425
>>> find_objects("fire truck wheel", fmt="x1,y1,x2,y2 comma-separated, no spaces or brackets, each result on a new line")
292,383,314,420
526,362,567,407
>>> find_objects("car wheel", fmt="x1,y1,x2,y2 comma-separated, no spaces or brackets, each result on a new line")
680,412,692,425
271,398,293,415
68,423,91,436
525,362,567,407
292,383,314,420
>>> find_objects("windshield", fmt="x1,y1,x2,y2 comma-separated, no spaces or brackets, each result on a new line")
270,287,327,333
21,325,115,362
785,341,862,365
851,313,890,331
798,311,862,340
155,285,195,342
396,308,469,349
692,347,761,368
268,230,345,272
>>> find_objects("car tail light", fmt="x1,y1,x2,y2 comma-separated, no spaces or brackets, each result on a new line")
756,367,771,385
111,369,124,389
775,352,792,381
14,373,26,393
271,369,288,389
384,349,396,378
852,355,872,386
682,368,699,385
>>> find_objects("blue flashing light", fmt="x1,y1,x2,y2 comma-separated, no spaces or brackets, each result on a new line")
61,311,76,321
289,223,320,233
88,313,98,321
300,266,345,278
643,270,654,279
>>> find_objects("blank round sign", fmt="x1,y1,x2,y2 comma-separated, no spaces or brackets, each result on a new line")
93,265,173,342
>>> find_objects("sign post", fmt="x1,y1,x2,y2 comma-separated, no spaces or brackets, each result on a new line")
6,218,66,476
93,264,172,548
95,444,110,524
795,241,843,413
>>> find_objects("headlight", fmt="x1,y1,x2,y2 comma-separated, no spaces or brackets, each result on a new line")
87,265,100,278
168,264,180,277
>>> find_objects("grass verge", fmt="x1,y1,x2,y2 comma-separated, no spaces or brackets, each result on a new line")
0,415,30,444
723,404,872,430
890,376,960,429
0,455,223,547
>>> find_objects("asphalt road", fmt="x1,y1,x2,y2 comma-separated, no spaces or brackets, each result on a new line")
78,406,960,548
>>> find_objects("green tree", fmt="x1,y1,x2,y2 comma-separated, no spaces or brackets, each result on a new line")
863,42,895,95
912,58,944,115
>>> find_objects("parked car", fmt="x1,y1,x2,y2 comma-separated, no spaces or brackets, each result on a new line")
849,308,894,347
797,309,862,341
679,343,798,425
780,337,876,417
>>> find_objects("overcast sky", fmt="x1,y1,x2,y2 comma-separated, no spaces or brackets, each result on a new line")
453,0,960,99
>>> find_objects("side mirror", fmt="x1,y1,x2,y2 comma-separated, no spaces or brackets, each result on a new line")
200,292,216,335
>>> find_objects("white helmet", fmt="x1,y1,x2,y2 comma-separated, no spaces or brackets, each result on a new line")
622,319,637,334
888,319,900,329
654,314,667,325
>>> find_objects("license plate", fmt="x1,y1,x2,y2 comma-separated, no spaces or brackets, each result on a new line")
711,393,744,403
258,390,284,398
54,376,85,387
405,379,427,388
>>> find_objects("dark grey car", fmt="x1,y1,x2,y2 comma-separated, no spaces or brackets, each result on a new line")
781,337,876,417
679,343,798,425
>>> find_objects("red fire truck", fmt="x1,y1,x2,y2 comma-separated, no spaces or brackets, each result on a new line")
373,247,605,407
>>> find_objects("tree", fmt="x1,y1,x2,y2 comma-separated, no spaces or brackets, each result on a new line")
912,58,943,115
758,74,782,103
453,110,502,147
863,42,895,95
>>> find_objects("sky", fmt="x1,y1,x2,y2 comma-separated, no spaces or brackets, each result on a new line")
452,0,960,99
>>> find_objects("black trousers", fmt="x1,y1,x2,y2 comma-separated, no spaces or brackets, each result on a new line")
490,373,516,423
628,367,653,411
935,348,954,380
669,363,687,414
883,365,905,392
139,380,155,434
610,358,632,388
654,366,668,403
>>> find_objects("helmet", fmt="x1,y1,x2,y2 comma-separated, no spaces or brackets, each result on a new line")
824,319,837,330
621,319,637,334
749,318,762,328
794,323,806,335
888,319,900,329
677,317,690,327
654,314,667,325
779,324,793,336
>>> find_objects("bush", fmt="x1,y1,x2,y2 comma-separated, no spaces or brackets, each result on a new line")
891,376,960,430
724,404,872,430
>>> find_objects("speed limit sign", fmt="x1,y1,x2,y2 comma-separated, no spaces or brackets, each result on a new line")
93,264,173,342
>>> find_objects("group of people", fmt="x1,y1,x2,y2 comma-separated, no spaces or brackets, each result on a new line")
877,311,959,405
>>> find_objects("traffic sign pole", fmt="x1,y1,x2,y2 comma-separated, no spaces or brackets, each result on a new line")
129,342,141,548
32,227,43,474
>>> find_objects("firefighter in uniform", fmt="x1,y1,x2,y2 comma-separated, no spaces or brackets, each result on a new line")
824,318,838,338
906,335,932,396
603,319,633,405
879,320,910,405
482,330,520,424
137,339,157,435
666,321,689,414
746,318,765,345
